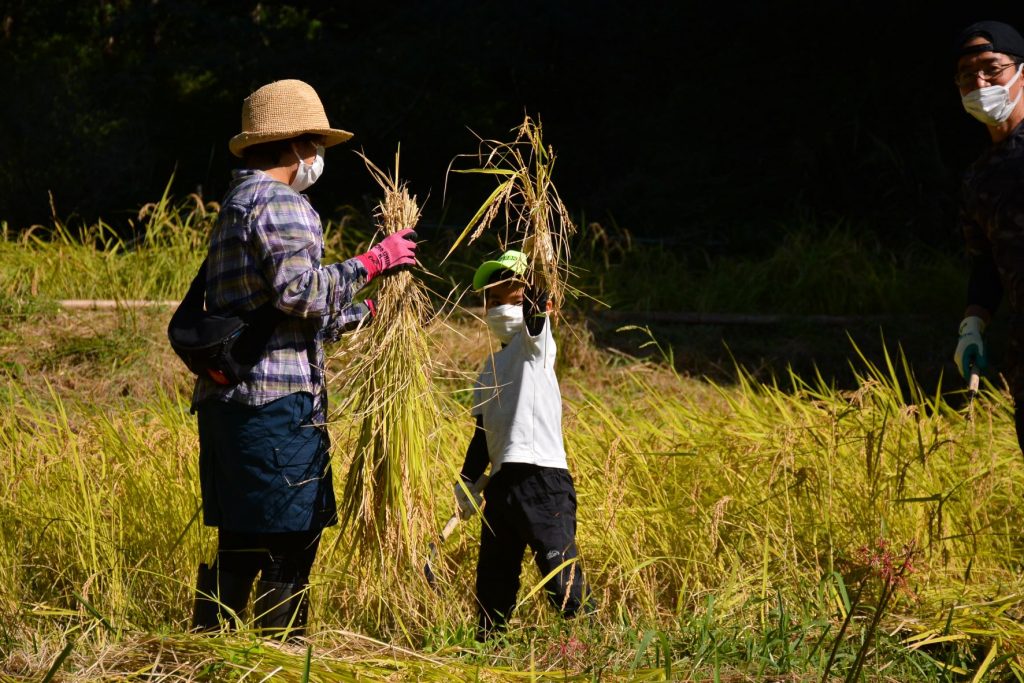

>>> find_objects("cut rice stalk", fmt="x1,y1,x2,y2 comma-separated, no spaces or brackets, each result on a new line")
332,150,440,572
447,115,577,305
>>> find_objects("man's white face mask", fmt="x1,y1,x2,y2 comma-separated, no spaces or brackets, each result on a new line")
291,144,325,192
962,63,1024,125
485,304,524,344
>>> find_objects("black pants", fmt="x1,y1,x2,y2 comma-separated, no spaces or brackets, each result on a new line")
214,529,321,586
1007,327,1024,455
476,463,590,636
1014,396,1024,456
192,528,321,633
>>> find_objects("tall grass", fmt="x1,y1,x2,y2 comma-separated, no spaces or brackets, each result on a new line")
5,302,1024,678
0,181,211,305
1,193,1018,680
0,186,963,321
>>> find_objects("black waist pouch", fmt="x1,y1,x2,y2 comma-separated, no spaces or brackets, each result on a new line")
168,259,284,385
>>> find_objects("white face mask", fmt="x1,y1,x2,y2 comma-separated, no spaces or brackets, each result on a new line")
485,304,523,344
962,64,1024,125
291,144,325,192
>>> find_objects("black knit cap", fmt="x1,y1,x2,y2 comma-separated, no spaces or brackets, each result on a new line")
955,20,1024,63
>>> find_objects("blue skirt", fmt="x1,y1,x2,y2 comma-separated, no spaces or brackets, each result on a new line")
196,392,337,533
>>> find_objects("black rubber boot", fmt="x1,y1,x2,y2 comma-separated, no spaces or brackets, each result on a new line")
190,563,254,631
254,580,309,640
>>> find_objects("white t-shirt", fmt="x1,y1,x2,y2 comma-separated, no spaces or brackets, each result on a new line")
472,316,568,473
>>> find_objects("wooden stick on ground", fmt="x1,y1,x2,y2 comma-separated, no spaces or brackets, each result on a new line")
57,300,178,309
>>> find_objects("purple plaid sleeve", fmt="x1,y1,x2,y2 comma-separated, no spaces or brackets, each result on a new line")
250,192,367,317
320,296,373,344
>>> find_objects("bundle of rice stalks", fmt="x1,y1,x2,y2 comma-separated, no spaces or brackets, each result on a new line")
332,151,440,574
447,115,577,304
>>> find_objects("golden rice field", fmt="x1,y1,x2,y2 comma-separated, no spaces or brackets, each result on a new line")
2,200,1024,681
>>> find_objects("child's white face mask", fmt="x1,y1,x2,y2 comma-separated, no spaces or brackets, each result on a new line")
485,304,523,344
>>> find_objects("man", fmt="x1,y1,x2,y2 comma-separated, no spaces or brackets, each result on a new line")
953,21,1024,453
190,79,418,638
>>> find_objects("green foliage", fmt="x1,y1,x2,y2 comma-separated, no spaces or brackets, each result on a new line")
0,180,211,303
571,219,964,316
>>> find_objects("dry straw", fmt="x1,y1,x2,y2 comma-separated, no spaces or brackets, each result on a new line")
332,150,440,575
447,115,577,304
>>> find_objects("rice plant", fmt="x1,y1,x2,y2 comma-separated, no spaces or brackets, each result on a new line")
7,191,1024,679
0,177,213,304
447,115,577,304
331,150,442,581
5,294,1024,678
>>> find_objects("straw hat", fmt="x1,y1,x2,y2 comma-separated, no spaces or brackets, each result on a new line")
229,79,353,157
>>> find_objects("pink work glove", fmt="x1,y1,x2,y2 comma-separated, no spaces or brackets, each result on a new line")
355,229,418,281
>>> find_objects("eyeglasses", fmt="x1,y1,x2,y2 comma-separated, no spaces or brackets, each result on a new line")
955,62,1018,88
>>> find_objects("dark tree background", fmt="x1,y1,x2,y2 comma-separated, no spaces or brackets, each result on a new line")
2,1,1022,253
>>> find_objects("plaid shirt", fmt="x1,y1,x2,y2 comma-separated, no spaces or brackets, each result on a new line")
191,169,369,419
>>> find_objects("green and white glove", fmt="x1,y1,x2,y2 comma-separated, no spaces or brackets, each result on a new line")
453,479,485,520
954,316,988,381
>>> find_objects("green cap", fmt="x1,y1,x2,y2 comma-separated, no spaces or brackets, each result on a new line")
472,250,528,291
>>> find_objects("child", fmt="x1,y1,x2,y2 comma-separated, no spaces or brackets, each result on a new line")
456,249,592,639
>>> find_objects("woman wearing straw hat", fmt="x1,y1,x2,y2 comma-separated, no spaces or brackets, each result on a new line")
189,79,417,639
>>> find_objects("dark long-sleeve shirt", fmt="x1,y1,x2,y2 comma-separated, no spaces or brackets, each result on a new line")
960,121,1024,316
460,414,490,484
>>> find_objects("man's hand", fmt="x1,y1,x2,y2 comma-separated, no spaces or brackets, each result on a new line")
954,315,989,381
356,228,418,281
453,478,484,520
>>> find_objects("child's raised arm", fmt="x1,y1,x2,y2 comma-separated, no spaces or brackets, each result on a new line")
524,287,550,337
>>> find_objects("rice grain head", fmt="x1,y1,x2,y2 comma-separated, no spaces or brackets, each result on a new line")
447,115,577,306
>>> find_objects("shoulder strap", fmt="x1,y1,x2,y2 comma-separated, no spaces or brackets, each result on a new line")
182,257,209,310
